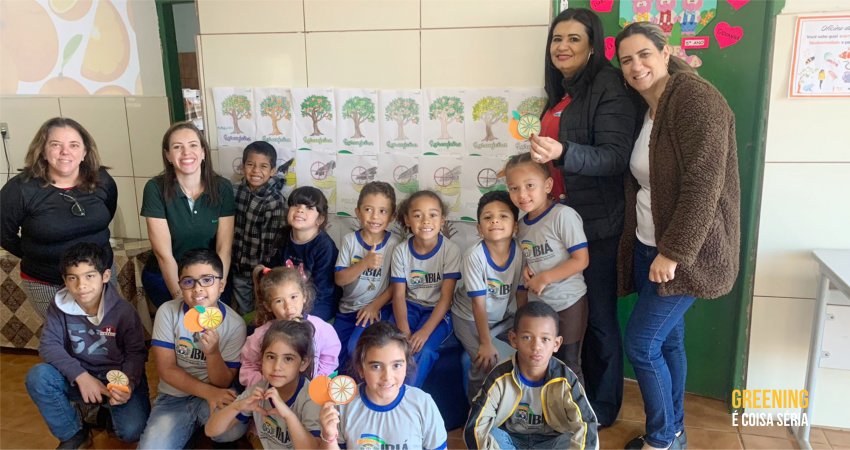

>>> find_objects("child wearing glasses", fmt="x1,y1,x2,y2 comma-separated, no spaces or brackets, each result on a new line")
139,248,247,449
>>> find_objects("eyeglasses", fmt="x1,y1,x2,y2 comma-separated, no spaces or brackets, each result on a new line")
178,275,222,290
58,192,86,217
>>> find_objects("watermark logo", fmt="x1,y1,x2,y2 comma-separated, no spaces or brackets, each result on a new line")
731,389,809,427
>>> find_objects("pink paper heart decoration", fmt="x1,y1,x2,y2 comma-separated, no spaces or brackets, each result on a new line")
714,22,743,49
590,0,614,13
604,36,616,61
726,0,749,11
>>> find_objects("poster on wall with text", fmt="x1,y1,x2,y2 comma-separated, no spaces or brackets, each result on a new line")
419,154,463,221
423,89,466,155
789,15,850,98
376,153,420,204
335,153,378,217
253,88,295,162
336,89,380,155
465,89,513,157
294,149,337,214
292,88,338,152
379,90,425,154
213,87,256,147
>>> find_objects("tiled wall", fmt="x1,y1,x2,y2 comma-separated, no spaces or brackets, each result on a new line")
195,0,551,150
747,1,850,428
0,96,171,240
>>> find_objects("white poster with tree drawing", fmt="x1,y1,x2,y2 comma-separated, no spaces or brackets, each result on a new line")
336,89,380,155
420,154,463,221
213,87,255,147
465,89,512,156
294,149,337,214
423,89,465,155
253,87,295,162
292,88,337,152
376,153,420,205
335,153,379,217
379,90,424,154
508,89,547,154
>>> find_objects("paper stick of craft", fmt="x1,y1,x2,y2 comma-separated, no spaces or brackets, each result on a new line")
106,370,131,393
517,115,541,139
183,308,204,333
199,307,223,330
328,375,357,405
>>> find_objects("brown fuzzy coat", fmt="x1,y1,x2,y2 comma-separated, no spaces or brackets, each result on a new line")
617,72,740,299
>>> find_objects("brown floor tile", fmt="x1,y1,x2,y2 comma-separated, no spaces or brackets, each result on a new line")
739,425,829,444
0,428,59,449
741,433,797,449
91,429,138,449
823,428,850,448
684,394,737,432
684,427,744,449
600,419,644,449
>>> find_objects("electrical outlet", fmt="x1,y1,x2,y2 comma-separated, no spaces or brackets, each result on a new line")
0,122,8,138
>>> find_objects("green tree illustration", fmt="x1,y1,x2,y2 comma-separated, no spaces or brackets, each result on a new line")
472,96,508,142
428,96,464,140
260,95,291,136
517,96,547,117
300,95,333,136
341,96,375,139
385,97,420,141
222,94,252,135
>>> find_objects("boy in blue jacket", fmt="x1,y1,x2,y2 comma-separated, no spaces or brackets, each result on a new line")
25,243,150,449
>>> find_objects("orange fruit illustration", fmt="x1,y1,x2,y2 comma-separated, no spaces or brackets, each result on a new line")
517,115,541,139
106,370,129,386
40,76,89,95
81,0,130,82
199,308,223,330
1,46,20,94
0,0,59,82
308,375,332,405
94,85,131,95
183,308,204,333
107,383,131,394
508,119,524,141
328,375,357,405
49,0,93,21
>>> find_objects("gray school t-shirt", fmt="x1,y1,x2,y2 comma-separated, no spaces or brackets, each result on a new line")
335,230,402,313
151,300,246,397
452,240,521,323
390,234,461,308
237,377,321,449
503,374,558,436
338,384,447,450
516,203,588,312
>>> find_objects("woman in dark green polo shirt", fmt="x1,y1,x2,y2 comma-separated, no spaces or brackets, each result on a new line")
140,122,235,307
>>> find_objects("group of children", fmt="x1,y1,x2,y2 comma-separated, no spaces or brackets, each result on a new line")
25,142,600,449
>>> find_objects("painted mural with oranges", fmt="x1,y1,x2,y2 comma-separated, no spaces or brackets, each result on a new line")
0,0,140,95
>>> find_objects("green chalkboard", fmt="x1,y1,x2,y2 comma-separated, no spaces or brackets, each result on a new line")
558,0,784,403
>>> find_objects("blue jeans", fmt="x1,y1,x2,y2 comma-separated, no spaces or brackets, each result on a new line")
391,301,452,387
139,393,247,449
490,427,571,449
624,240,695,448
25,363,151,442
334,304,392,374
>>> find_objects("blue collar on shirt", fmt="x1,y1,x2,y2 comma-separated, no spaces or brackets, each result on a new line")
408,234,443,260
517,370,547,388
355,230,392,251
522,202,558,226
360,383,407,412
482,240,516,273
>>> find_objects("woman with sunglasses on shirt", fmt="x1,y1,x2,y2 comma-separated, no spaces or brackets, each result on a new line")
1,117,117,318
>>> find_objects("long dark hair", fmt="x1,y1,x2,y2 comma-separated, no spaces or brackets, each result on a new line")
23,117,104,192
543,8,609,112
158,121,221,204
261,319,316,377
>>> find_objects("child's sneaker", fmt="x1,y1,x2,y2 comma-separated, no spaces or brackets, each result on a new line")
56,427,91,450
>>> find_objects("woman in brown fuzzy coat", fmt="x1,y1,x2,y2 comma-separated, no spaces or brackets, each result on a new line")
615,23,740,450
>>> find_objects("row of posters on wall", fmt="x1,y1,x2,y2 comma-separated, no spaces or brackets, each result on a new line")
213,87,548,222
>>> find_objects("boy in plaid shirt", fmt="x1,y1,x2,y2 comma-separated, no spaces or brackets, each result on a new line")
231,141,287,315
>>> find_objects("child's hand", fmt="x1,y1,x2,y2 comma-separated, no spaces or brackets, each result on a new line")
362,246,383,270
75,372,108,404
264,387,294,420
107,384,132,406
525,271,550,296
232,387,265,416
319,402,340,443
475,342,500,374
522,265,535,286
409,329,432,354
199,329,221,356
205,386,237,411
355,303,382,327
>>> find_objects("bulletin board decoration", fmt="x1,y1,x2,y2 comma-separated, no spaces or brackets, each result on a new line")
789,15,850,98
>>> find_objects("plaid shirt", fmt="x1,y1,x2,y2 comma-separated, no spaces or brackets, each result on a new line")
232,173,287,276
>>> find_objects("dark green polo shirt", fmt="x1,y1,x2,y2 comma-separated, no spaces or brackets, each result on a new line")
140,175,235,273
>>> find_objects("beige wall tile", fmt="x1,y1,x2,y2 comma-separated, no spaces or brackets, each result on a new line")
200,33,308,149
59,97,133,176
134,177,151,239
304,0,419,31
306,31,420,88
126,97,171,177
0,97,61,173
421,27,547,87
422,0,550,28
754,163,850,299
198,0,303,34
110,176,141,239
